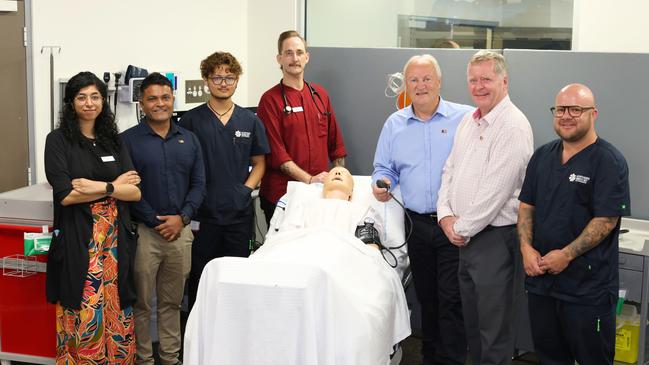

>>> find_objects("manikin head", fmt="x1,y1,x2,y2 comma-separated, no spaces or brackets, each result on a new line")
322,167,354,201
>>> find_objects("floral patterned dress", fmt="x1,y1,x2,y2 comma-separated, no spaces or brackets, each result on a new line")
55,198,136,364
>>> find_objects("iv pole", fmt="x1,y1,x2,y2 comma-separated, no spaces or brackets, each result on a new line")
41,46,61,131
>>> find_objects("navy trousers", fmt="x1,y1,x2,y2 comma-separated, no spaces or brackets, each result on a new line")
187,219,253,310
260,196,276,227
528,292,615,365
406,212,467,365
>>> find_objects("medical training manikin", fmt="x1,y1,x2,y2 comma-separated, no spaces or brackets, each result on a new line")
184,168,411,365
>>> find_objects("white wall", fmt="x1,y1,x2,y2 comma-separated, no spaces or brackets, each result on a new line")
30,1,250,183
30,0,251,183
247,0,301,105
572,0,649,53
30,0,302,184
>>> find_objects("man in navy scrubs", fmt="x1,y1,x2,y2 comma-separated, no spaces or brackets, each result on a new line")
180,52,270,309
518,83,630,364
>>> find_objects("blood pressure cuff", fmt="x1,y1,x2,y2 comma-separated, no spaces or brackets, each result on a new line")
355,221,382,247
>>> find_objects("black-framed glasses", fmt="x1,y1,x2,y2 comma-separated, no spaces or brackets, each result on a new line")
550,105,595,118
209,76,237,86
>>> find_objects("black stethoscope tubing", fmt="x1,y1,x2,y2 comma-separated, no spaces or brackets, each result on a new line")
279,79,331,117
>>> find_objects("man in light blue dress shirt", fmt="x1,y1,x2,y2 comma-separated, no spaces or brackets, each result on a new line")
372,55,473,365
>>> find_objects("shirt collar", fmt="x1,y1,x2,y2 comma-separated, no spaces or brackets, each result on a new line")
136,119,182,138
472,94,511,126
406,97,450,122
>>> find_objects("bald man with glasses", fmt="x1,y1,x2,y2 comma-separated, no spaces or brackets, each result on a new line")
180,51,270,310
518,83,630,364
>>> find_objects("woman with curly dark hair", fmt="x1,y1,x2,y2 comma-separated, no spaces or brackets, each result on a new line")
44,71,141,364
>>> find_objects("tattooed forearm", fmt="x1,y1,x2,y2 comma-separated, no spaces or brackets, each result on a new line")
563,217,619,259
333,157,345,167
517,203,535,247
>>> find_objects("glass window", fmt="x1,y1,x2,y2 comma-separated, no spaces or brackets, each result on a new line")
306,0,573,50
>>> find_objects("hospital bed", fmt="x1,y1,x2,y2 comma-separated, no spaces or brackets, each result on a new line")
184,177,411,365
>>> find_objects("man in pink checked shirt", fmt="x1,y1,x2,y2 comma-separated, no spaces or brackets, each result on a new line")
436,50,533,365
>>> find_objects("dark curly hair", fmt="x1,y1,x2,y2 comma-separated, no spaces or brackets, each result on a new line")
59,71,120,152
200,52,243,79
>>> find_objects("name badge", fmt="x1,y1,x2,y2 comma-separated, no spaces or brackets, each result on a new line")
101,155,116,162
292,106,304,112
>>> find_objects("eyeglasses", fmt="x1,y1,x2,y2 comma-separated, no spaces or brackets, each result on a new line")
209,76,237,86
75,94,103,104
550,105,595,118
281,50,306,58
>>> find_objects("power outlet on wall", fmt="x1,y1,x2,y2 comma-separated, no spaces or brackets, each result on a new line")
185,80,210,104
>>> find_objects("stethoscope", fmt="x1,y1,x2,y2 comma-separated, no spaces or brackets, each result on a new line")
279,79,331,117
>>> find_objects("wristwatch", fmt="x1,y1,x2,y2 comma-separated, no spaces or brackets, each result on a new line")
181,214,191,226
105,182,114,196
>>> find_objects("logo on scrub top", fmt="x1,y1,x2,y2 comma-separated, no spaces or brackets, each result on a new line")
569,173,590,184
235,130,251,138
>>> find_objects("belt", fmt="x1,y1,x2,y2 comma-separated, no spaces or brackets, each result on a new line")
406,209,437,221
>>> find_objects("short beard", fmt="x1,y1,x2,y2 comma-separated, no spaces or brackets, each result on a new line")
555,126,588,143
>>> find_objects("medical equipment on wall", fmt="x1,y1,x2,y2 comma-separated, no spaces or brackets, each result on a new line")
113,72,121,116
113,65,148,123
384,72,403,98
41,46,61,131
279,79,330,116
116,76,145,122
384,72,412,110
124,65,148,87
101,72,115,114
119,77,145,103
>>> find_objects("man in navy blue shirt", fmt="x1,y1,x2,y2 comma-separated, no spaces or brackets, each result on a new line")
518,83,630,364
180,52,270,309
372,55,472,365
121,73,206,365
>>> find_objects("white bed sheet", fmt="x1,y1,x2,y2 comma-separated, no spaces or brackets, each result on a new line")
184,226,411,365
268,177,409,276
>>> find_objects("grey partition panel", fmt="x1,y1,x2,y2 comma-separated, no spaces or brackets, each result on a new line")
505,50,649,219
306,47,476,175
